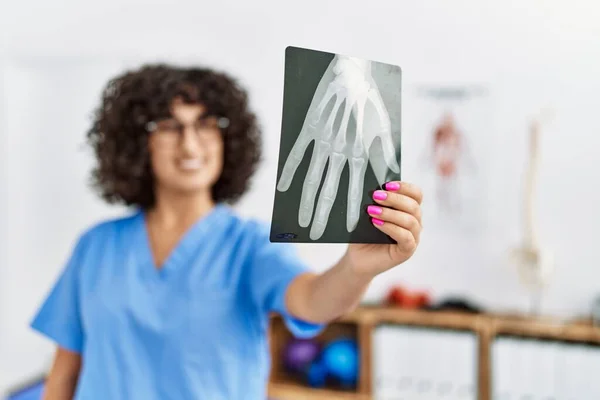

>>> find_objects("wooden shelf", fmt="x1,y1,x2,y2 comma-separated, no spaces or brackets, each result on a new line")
361,306,484,330
269,306,600,400
491,315,600,344
268,382,369,400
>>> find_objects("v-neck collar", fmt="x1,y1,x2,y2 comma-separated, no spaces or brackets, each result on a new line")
134,204,228,280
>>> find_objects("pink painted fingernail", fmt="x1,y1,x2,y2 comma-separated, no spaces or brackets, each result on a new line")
385,181,401,191
373,190,387,200
367,205,382,215
372,217,384,226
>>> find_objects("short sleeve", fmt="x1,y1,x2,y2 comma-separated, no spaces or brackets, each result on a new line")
30,234,88,353
248,222,325,338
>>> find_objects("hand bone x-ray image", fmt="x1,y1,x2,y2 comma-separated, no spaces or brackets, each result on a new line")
270,46,402,243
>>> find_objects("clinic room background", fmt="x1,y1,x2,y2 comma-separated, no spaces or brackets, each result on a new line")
1,0,599,398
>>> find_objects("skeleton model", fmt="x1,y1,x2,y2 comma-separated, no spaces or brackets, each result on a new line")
509,111,554,314
277,55,400,240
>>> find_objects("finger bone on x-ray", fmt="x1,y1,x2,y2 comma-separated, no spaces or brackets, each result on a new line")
277,55,399,240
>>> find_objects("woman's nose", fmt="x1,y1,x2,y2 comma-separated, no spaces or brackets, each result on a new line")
180,126,203,152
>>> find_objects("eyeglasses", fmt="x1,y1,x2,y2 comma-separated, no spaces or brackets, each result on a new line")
145,115,230,144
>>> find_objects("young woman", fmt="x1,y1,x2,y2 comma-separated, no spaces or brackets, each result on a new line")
31,64,423,400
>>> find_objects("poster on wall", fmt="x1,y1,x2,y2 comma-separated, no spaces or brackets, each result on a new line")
270,46,403,244
403,85,492,235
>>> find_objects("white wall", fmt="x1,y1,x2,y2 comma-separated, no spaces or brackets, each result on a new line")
1,0,599,392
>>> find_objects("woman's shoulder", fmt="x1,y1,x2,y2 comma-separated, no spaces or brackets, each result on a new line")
213,205,276,249
74,210,142,248
221,206,271,237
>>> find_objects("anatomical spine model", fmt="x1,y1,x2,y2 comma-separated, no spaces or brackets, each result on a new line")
510,111,554,314
277,55,400,240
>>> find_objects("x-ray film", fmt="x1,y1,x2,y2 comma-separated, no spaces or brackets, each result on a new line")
270,46,402,243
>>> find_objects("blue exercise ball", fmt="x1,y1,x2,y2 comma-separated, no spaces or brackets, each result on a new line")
322,338,359,384
306,359,328,388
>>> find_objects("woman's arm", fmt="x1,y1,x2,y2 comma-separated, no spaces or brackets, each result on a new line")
43,347,81,400
285,181,424,323
284,255,372,323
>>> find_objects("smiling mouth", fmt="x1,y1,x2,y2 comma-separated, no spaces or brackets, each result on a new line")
178,158,204,171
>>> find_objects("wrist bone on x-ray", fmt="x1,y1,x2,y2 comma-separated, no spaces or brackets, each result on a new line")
277,55,400,240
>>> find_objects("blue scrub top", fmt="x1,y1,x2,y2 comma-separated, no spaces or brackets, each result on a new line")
31,204,324,400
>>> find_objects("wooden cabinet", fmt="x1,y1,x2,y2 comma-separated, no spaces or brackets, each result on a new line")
268,306,600,400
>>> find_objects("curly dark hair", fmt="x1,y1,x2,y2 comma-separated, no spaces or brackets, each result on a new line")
86,63,262,209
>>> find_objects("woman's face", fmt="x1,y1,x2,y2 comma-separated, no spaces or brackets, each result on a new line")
148,99,224,198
